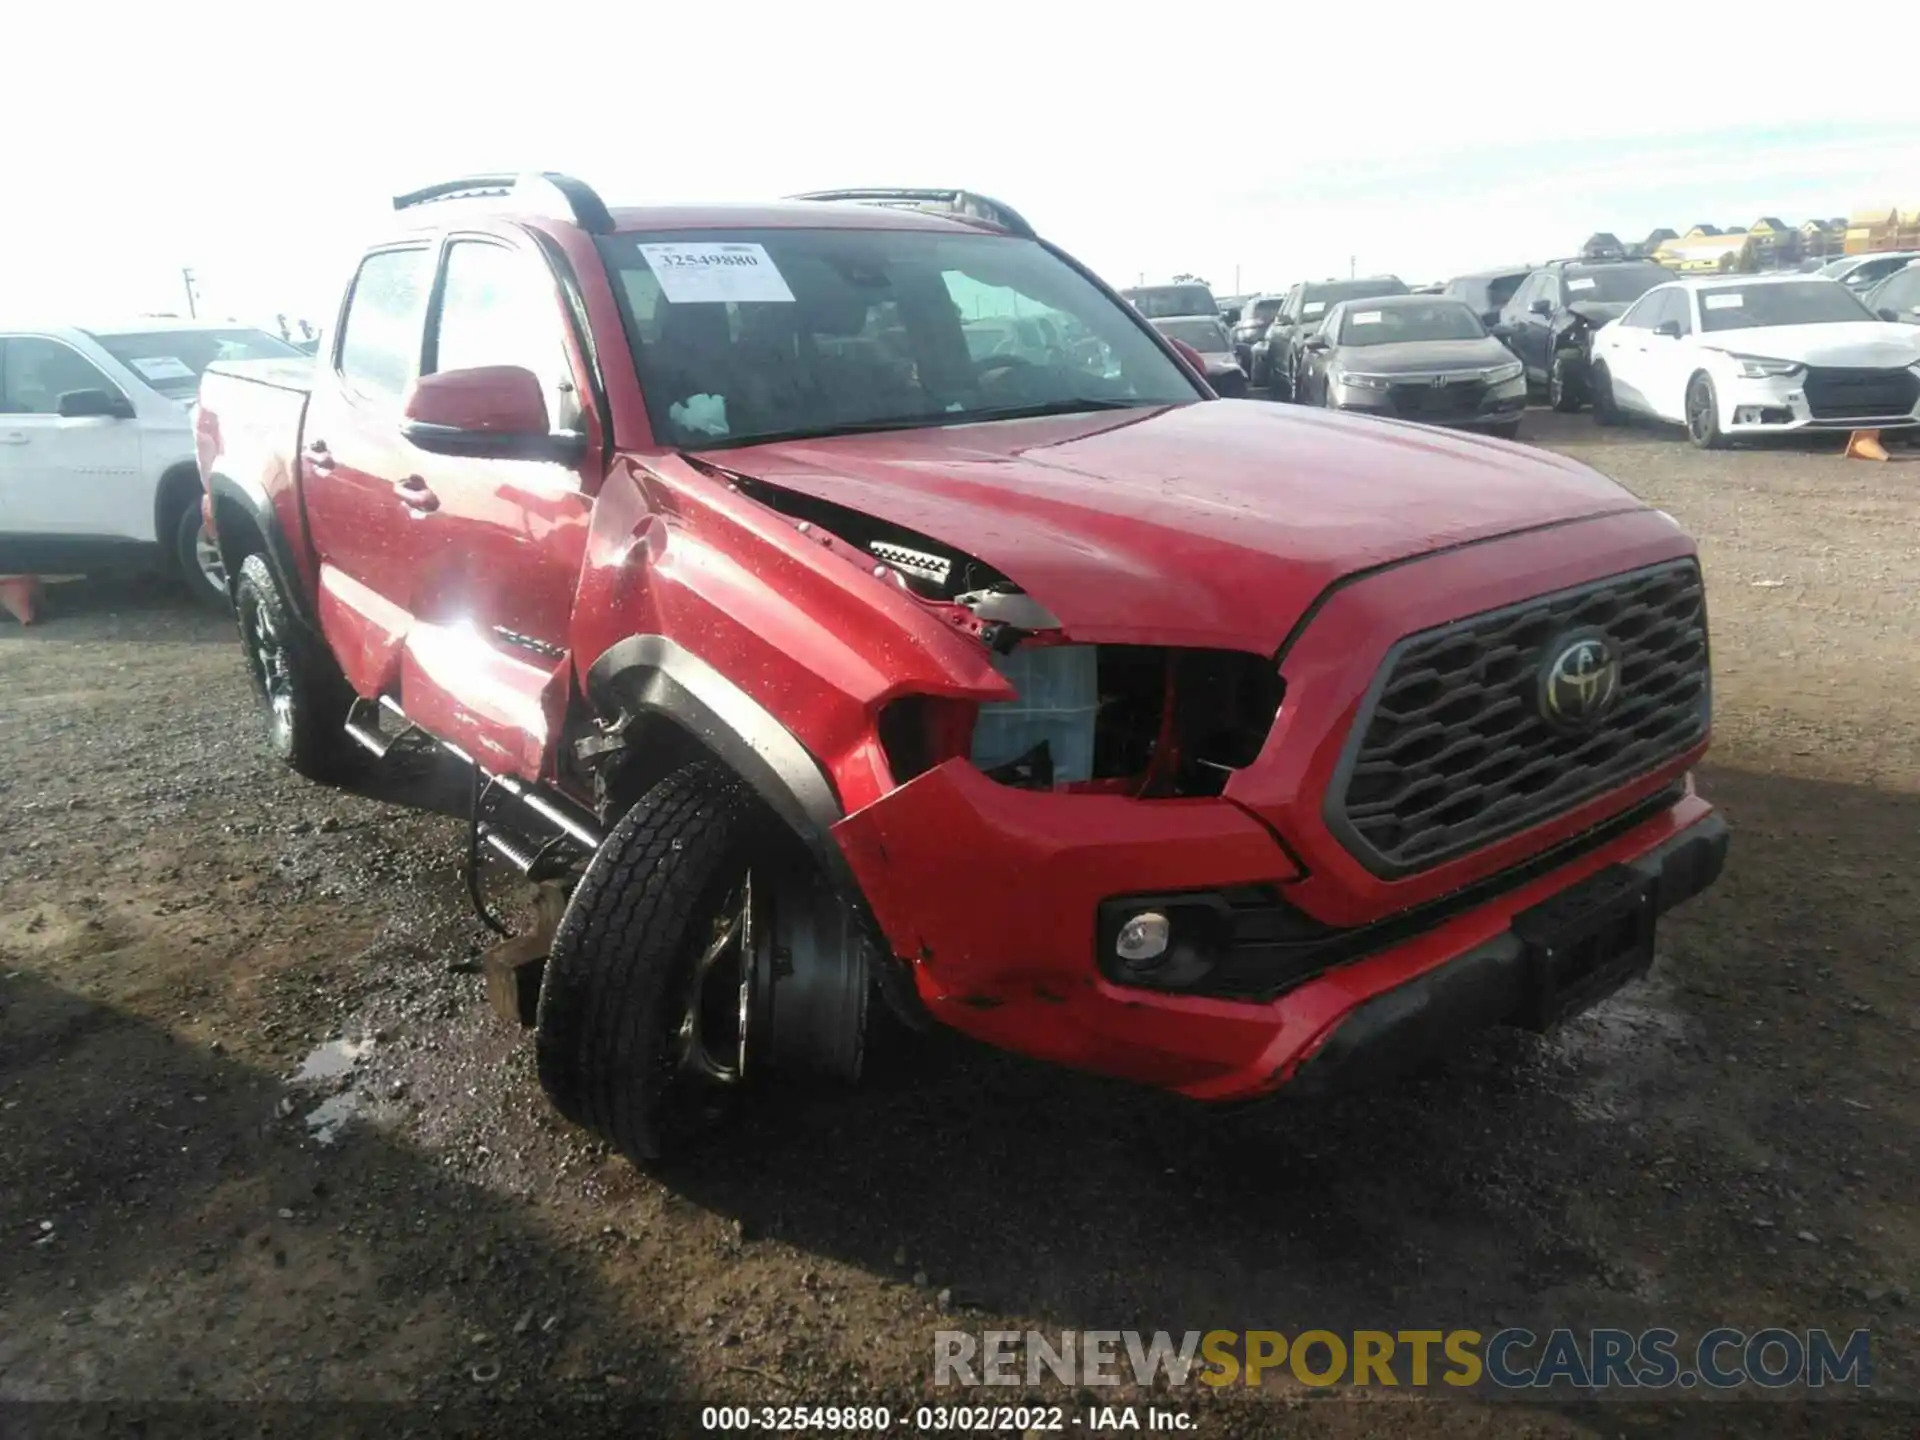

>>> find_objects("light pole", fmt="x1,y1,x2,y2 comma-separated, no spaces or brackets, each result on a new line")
181,267,199,319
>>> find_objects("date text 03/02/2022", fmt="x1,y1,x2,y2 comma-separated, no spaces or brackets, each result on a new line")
701,1404,1194,1431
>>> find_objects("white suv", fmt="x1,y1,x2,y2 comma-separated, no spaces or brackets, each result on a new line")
0,320,306,603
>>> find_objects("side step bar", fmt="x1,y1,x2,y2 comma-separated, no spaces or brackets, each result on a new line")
341,695,607,932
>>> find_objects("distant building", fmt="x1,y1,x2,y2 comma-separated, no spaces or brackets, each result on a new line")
1845,206,1920,255
1655,232,1756,273
1684,223,1721,238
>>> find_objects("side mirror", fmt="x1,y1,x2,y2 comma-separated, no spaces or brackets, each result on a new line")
400,365,585,464
1168,338,1206,372
57,388,135,419
1879,307,1900,322
1489,323,1514,341
1653,320,1682,339
1481,309,1502,328
1303,334,1332,352
1529,298,1554,316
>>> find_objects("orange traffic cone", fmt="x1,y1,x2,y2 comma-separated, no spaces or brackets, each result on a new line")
1845,429,1889,461
0,575,43,625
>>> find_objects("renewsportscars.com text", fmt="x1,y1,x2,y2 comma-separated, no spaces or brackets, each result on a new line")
934,1327,1872,1391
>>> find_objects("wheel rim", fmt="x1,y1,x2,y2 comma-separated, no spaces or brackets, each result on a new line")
240,592,295,752
1550,364,1563,405
193,524,227,596
1687,381,1712,441
672,870,755,1086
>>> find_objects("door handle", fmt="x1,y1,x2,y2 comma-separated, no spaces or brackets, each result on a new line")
304,439,335,473
394,475,439,512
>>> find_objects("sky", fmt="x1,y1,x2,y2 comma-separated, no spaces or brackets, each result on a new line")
5,1,1918,328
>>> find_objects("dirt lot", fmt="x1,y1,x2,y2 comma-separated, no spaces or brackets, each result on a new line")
2,411,1917,1437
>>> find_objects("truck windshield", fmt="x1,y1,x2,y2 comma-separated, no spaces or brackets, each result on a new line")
601,229,1199,450
86,328,303,399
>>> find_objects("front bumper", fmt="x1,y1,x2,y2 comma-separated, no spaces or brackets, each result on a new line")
1331,373,1527,428
834,766,1722,1101
1718,368,1920,433
1287,809,1726,1095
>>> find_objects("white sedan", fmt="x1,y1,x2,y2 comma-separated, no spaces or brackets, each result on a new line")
1587,275,1920,448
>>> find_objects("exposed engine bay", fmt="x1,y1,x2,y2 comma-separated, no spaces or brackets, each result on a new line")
724,469,1284,798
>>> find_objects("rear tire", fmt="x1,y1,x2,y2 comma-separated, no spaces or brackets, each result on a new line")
536,760,762,1165
232,554,357,783
174,504,229,609
1685,373,1729,450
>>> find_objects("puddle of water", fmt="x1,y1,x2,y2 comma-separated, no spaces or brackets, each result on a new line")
1547,969,1688,1122
305,1090,364,1146
293,1035,375,1084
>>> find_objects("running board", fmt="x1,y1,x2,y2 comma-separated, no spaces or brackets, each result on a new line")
342,694,417,759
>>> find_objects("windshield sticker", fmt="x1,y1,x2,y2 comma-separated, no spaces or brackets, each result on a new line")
129,356,196,383
1351,311,1384,325
641,242,795,304
1567,277,1597,292
1302,301,1325,316
1703,292,1745,310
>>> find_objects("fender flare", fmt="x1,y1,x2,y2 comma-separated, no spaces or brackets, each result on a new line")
205,471,316,629
585,633,852,879
584,634,930,1028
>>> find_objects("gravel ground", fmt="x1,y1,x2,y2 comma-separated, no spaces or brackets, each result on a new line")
1,409,1917,1437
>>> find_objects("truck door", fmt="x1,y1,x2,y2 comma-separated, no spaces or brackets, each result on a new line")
388,234,597,779
299,244,437,697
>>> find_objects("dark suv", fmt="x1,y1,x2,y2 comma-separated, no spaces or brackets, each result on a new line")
1441,266,1532,328
1257,276,1410,398
1496,260,1670,411
1227,293,1285,376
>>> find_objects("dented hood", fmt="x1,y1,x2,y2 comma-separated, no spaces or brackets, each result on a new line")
703,400,1643,652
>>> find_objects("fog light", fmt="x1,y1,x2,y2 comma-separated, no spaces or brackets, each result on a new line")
1115,911,1171,965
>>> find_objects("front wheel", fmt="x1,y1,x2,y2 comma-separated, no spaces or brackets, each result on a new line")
1590,361,1622,427
233,554,357,782
174,504,230,609
1686,373,1729,450
1549,352,1585,412
536,760,764,1165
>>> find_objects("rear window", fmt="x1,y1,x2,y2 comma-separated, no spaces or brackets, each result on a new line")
1153,317,1231,352
87,328,302,398
1123,285,1219,318
1302,278,1410,315
1562,265,1669,304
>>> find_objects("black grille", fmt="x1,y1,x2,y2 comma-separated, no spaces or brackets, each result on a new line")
1328,560,1709,878
1388,378,1487,418
1802,366,1919,420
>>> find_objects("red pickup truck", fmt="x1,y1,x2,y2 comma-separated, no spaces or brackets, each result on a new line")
196,174,1726,1163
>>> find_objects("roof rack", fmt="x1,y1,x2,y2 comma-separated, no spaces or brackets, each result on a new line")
787,188,1035,239
392,172,615,234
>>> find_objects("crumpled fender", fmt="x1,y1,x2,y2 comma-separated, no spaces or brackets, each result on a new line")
571,453,1012,818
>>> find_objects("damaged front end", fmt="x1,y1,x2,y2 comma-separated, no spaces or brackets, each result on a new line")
726,466,1285,802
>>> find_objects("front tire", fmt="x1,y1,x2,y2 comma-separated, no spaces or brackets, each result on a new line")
536,760,762,1165
174,505,230,609
1591,361,1622,427
1686,372,1729,450
232,554,357,782
1549,352,1585,412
